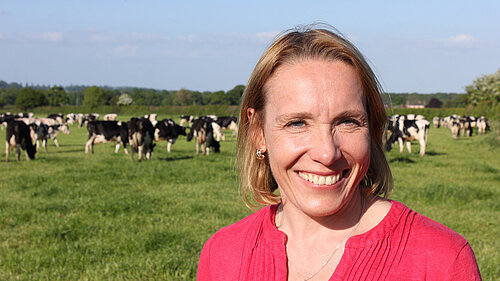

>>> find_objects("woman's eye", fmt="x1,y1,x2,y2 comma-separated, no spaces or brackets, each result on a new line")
340,119,360,126
287,120,305,127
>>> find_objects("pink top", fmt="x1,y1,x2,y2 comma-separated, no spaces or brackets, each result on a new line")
197,201,481,280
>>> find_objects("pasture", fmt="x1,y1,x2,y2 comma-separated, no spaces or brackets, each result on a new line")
0,117,498,280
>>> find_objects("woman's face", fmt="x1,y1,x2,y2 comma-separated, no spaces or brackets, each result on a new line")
258,59,370,217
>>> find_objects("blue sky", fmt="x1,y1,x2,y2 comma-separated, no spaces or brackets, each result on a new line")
1,0,499,93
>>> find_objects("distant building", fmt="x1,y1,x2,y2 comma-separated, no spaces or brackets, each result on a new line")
426,98,443,108
406,100,425,109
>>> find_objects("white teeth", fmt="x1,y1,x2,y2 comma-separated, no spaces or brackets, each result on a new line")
298,171,341,186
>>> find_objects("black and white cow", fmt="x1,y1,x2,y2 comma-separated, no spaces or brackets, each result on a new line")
85,121,129,154
386,115,430,156
48,113,64,124
477,116,489,134
0,114,16,130
154,119,186,153
179,115,194,127
5,120,36,161
128,117,155,161
187,116,220,155
103,113,118,121
30,122,50,152
214,116,238,138
79,113,99,127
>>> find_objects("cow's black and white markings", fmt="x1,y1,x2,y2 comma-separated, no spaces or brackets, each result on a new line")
48,113,64,124
103,113,118,121
214,116,238,138
386,115,430,156
154,119,186,153
5,120,36,161
85,121,129,154
187,116,220,155
477,116,489,134
179,115,194,127
128,117,155,161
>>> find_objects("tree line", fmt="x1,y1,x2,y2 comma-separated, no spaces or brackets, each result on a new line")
0,83,246,110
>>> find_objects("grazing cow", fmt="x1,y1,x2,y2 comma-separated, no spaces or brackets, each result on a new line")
187,117,220,155
460,115,475,137
103,113,118,121
477,116,489,134
144,114,158,126
154,119,186,153
386,116,430,156
5,120,36,161
79,113,99,127
0,114,16,130
179,115,194,127
30,122,50,152
65,113,81,125
48,113,64,124
432,117,440,128
214,116,238,138
128,117,155,161
85,121,129,154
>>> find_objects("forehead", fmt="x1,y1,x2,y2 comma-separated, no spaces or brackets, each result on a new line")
263,59,366,116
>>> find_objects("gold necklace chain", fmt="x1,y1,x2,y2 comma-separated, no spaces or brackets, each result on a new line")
277,197,365,281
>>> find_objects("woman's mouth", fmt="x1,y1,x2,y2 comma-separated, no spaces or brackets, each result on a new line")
298,170,348,186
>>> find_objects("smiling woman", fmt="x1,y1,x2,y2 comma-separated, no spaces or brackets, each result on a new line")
197,24,482,281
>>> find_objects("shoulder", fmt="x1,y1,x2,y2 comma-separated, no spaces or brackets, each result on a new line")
198,206,273,280
400,202,469,250
389,201,481,279
209,205,272,247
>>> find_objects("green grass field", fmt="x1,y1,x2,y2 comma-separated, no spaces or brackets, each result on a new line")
0,118,498,280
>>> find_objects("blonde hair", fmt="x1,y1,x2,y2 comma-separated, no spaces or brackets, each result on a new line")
237,24,393,208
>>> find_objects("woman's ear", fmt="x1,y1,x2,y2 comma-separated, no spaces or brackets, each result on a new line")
247,108,266,152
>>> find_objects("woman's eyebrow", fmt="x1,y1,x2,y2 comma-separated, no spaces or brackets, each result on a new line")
275,112,313,122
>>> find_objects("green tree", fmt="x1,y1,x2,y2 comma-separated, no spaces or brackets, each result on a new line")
15,88,48,110
465,69,500,106
46,86,69,106
226,85,245,105
82,86,114,108
117,93,133,106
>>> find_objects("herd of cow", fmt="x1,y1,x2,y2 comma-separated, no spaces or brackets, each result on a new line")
385,114,490,156
1,111,490,161
0,112,238,162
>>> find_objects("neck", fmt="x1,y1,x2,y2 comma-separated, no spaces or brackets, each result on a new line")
276,190,365,239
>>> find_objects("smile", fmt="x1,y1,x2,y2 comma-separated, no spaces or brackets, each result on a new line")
298,171,343,186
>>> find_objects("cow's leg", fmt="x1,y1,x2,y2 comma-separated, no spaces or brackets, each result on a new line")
167,142,172,153
43,139,47,152
53,137,60,147
419,139,426,156
5,140,9,162
114,143,121,153
123,142,129,155
195,140,200,156
16,146,21,161
398,138,404,153
130,146,135,161
406,141,412,154
138,145,144,161
85,136,95,154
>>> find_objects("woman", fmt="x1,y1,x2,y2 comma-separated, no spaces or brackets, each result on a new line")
197,25,481,281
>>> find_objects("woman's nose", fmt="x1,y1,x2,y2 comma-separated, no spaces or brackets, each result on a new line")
309,128,341,166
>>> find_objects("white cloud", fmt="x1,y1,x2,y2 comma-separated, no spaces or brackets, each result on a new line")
114,44,138,57
27,32,64,42
89,34,116,43
445,34,475,45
